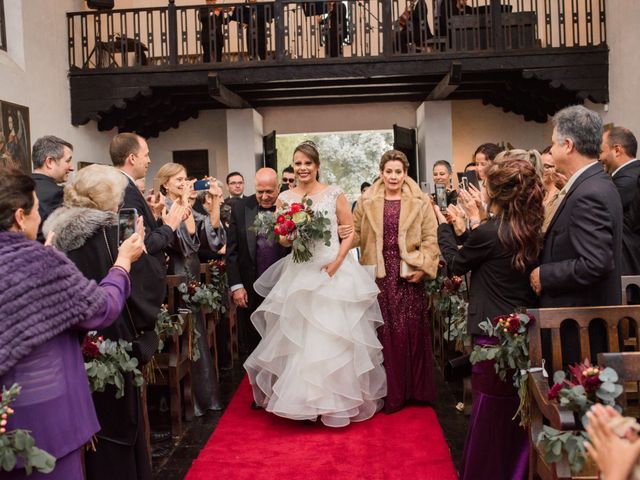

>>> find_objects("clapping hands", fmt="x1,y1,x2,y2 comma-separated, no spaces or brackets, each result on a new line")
584,404,640,480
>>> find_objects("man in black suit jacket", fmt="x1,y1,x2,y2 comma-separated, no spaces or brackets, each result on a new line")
109,132,187,367
31,135,75,241
624,176,640,280
530,105,623,363
109,132,185,262
600,126,640,279
226,168,287,354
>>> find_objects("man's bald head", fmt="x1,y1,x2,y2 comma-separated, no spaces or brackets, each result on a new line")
254,168,279,208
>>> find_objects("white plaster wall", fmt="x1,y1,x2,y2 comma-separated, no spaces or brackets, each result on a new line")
417,101,453,188
0,0,116,169
450,100,553,173
145,109,228,185
260,102,419,135
601,2,640,135
226,109,264,195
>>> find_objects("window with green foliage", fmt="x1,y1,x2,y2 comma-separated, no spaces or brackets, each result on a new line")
0,0,6,52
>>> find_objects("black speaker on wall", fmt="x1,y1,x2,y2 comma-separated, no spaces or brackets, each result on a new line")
87,0,114,10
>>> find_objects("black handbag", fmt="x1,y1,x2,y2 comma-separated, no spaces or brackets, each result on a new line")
444,353,471,380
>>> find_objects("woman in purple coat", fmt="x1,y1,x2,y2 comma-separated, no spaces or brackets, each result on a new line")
0,167,144,480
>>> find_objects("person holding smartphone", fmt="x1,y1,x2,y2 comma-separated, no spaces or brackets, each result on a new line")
154,163,223,416
432,160,458,206
434,157,544,480
0,165,146,480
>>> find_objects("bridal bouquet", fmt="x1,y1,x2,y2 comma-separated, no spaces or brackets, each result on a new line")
0,383,56,474
252,197,331,263
82,333,144,399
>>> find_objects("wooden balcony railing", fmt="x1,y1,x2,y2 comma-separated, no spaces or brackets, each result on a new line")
67,0,607,70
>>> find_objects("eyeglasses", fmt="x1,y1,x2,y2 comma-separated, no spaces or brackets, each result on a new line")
282,178,296,183
228,181,244,186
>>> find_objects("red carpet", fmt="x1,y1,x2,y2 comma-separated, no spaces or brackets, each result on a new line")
185,377,458,480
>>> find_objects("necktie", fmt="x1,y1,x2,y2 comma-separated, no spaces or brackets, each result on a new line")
542,188,566,233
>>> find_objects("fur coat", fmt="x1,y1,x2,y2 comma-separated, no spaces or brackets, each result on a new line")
353,176,440,279
44,206,160,448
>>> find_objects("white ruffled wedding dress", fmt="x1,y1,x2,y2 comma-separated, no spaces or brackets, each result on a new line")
244,186,387,427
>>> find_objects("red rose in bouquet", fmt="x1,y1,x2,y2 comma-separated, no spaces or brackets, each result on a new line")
82,334,102,360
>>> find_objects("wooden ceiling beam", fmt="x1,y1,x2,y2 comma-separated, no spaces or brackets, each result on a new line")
426,62,462,101
207,73,250,109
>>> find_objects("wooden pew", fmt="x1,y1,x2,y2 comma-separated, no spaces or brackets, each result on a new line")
149,274,194,439
527,305,640,480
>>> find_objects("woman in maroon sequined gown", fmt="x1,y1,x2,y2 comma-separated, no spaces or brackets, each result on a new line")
353,150,440,413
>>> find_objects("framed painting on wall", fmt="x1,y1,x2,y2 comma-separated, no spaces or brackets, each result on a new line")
0,100,31,173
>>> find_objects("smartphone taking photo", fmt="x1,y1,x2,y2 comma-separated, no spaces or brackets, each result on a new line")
118,208,138,245
193,179,210,191
435,184,448,212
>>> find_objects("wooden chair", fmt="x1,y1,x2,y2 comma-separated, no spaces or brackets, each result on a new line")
622,276,640,305
621,276,640,349
527,305,640,480
149,274,194,439
597,351,640,415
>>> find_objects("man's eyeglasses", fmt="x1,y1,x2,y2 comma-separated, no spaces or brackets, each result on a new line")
282,178,296,183
228,181,244,186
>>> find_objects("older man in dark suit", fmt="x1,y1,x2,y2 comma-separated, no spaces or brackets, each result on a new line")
226,167,287,355
530,105,623,363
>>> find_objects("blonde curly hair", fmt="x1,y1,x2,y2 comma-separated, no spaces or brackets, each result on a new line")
64,164,128,212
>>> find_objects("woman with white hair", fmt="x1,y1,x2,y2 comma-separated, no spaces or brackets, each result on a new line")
43,164,157,480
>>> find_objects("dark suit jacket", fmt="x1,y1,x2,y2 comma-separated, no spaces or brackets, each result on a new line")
32,173,64,242
438,220,537,335
623,173,640,275
121,175,173,263
612,160,640,212
540,163,623,307
225,194,287,308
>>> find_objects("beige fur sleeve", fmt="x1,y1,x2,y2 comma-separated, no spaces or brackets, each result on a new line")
419,199,440,280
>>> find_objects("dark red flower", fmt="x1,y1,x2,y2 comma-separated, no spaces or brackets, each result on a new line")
82,336,101,360
505,315,521,335
584,375,602,393
284,220,295,232
290,203,303,213
451,276,463,290
548,383,563,401
442,278,453,291
188,281,199,296
276,215,286,224
438,260,446,269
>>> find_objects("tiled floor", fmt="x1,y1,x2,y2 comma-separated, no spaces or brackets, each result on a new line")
152,362,469,479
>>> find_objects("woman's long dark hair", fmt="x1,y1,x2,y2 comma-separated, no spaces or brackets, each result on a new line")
485,158,544,272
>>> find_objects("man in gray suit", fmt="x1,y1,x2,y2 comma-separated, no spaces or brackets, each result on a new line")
530,105,623,363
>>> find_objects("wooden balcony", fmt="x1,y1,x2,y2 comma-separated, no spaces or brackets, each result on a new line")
67,0,608,137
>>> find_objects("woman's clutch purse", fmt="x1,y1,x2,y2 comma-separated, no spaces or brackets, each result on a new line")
399,260,417,279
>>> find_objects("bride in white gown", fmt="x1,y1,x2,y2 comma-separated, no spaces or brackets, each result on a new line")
244,141,387,427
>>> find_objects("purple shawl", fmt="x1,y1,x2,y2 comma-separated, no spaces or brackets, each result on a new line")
0,232,106,376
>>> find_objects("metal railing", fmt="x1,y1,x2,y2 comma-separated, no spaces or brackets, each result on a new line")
67,0,607,69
